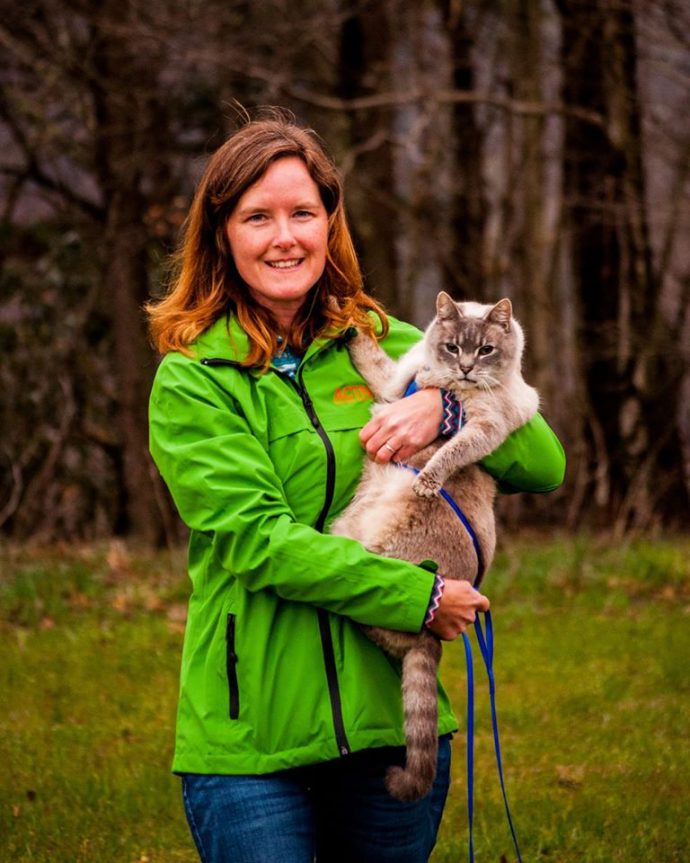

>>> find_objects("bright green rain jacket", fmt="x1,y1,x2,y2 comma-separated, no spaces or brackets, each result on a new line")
149,313,565,776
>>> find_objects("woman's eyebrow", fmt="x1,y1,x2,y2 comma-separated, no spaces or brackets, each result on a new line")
235,198,322,216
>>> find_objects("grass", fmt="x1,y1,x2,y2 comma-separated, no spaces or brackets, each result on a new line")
1,535,689,862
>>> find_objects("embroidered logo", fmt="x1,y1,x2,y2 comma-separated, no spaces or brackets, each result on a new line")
333,384,373,404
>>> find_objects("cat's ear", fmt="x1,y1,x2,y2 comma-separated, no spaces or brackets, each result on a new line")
436,291,461,321
485,298,512,331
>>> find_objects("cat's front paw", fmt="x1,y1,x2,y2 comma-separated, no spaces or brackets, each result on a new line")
412,472,442,498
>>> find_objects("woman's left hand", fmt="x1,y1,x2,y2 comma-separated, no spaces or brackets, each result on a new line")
360,389,442,463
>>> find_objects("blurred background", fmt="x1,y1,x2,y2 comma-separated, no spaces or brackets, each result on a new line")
1,0,689,546
2,5,689,861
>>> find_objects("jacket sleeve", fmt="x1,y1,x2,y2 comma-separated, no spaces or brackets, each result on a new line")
149,354,435,633
480,412,566,494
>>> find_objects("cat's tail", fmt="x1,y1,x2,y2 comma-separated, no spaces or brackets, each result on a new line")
386,634,443,802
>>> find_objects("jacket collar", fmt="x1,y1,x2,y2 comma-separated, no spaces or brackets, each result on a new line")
193,310,348,372
192,311,251,365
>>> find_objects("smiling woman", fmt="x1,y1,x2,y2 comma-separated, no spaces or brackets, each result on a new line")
145,107,564,863
225,157,329,329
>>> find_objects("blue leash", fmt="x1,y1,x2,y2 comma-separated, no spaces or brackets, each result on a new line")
397,462,523,863
469,613,523,862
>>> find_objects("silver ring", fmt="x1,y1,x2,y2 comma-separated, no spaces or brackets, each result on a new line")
383,442,397,455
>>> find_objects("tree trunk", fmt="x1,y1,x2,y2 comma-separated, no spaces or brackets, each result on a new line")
558,0,689,530
388,0,455,326
440,0,488,301
90,1,169,544
510,0,553,399
337,2,401,314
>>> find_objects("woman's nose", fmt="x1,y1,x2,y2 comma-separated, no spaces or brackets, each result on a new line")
272,218,296,249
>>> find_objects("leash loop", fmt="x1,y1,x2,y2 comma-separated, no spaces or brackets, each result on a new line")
474,611,522,863
462,631,475,863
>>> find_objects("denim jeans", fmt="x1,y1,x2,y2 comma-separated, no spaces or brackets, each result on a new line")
181,735,452,863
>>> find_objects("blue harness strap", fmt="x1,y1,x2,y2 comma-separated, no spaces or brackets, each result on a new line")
394,463,486,584
395,461,523,863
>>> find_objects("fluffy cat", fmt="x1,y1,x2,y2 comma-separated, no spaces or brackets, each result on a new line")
330,291,539,802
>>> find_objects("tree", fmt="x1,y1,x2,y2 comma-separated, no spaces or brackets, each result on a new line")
556,0,689,530
336,2,401,312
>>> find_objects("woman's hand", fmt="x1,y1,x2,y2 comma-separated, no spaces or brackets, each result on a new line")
360,388,442,463
427,581,490,641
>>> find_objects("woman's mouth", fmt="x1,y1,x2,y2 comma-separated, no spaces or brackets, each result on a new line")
266,259,303,270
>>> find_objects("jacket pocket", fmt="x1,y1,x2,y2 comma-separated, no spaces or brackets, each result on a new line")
226,613,240,720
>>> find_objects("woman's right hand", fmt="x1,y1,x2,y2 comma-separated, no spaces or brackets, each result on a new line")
427,580,490,640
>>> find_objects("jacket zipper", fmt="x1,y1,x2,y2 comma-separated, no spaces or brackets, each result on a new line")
285,369,336,533
226,613,240,720
280,367,350,756
202,356,350,756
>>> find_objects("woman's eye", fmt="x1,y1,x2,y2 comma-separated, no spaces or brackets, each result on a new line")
445,343,459,354
246,213,267,223
478,344,494,356
294,210,314,219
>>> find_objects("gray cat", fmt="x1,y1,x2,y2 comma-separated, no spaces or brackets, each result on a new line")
330,291,539,802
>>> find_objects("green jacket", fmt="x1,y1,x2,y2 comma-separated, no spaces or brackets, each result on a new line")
149,313,565,775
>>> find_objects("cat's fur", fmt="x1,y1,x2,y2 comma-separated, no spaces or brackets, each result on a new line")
330,291,539,802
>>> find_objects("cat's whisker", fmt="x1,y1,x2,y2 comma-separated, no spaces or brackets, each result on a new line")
477,376,500,398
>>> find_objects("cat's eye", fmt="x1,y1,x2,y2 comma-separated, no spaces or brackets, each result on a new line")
478,344,494,356
445,343,459,354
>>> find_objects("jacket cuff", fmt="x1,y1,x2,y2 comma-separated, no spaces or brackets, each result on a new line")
423,573,446,628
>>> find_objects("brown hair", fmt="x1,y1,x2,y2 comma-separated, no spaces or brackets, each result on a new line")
147,108,388,367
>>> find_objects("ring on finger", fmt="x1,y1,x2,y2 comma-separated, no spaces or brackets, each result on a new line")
383,441,398,455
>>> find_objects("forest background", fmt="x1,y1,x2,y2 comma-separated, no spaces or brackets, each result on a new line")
1,0,689,544
1,2,689,861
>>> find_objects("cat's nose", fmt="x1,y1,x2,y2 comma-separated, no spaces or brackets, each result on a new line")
460,364,474,375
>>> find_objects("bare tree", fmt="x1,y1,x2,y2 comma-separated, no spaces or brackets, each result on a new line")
336,1,401,313
556,0,689,531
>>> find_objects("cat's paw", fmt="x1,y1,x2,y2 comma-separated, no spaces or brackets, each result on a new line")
412,472,441,498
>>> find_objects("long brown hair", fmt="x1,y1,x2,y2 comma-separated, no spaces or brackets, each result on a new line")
147,108,388,367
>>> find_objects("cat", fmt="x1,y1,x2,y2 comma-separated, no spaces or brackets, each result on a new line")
330,291,539,802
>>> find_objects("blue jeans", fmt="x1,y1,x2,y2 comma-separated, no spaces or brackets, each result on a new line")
181,736,452,863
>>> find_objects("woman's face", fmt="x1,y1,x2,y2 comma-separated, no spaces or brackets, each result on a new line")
225,156,329,329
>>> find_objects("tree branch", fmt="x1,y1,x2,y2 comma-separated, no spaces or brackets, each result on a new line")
0,91,104,220
284,85,606,128
0,164,104,220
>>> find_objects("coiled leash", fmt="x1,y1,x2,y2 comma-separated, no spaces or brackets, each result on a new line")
396,462,523,863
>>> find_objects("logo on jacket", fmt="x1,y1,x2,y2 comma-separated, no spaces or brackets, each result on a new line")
333,384,373,404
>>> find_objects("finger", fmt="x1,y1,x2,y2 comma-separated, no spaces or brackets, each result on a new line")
364,424,400,459
361,421,391,453
364,430,386,457
435,622,464,641
473,591,490,612
374,438,401,463
391,444,416,463
359,417,381,446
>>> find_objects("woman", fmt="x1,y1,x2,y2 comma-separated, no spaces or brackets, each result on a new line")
148,109,565,863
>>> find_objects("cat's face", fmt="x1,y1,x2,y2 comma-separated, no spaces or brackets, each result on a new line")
425,293,523,390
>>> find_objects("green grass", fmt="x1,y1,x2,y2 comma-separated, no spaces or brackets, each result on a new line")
1,536,689,862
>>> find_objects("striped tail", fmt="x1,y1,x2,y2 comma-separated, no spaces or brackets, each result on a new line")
386,635,443,802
